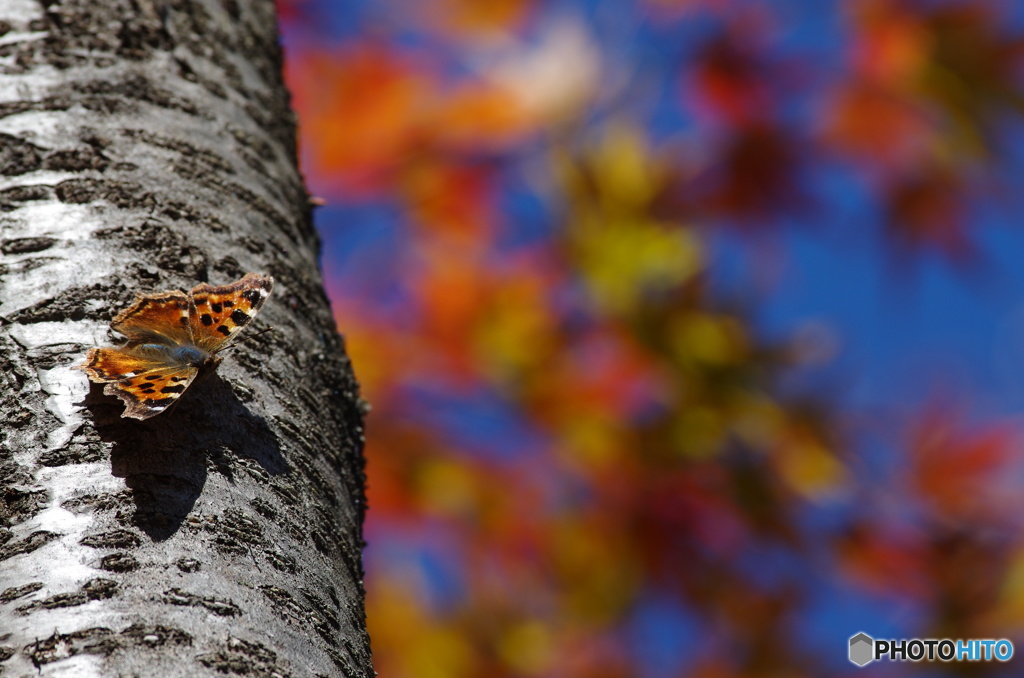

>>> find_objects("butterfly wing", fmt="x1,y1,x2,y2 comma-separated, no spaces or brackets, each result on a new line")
106,367,199,420
188,273,273,353
110,290,193,347
80,348,198,419
80,346,169,382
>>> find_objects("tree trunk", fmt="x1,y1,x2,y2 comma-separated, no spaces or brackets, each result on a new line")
0,1,374,677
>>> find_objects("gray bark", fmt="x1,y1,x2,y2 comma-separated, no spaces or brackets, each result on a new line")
0,1,373,677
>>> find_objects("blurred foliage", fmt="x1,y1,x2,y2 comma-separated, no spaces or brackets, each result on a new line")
280,0,1024,675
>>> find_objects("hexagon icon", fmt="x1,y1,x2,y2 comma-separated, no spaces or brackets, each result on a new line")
849,632,874,667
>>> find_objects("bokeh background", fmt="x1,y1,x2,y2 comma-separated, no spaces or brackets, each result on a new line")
278,0,1024,675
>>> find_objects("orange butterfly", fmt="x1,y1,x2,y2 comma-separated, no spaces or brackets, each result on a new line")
79,273,273,419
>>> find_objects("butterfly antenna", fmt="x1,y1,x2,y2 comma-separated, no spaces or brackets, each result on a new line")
219,326,275,353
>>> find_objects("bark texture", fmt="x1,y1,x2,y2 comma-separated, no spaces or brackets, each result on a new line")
0,1,373,677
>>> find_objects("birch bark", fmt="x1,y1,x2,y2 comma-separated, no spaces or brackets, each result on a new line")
0,1,373,676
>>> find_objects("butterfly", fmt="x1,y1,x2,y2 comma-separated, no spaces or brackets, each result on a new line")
78,273,274,420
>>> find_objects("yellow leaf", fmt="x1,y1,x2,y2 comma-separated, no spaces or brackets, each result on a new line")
498,621,553,674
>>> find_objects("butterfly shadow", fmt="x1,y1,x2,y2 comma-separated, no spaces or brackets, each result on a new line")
85,374,287,541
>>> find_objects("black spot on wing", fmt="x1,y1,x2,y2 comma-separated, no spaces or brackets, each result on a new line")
201,314,213,326
222,300,234,307
216,325,231,336
161,384,186,394
242,288,263,306
211,302,222,313
230,309,250,326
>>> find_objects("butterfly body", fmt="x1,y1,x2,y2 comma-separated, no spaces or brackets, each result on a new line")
132,343,216,369
79,273,273,420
